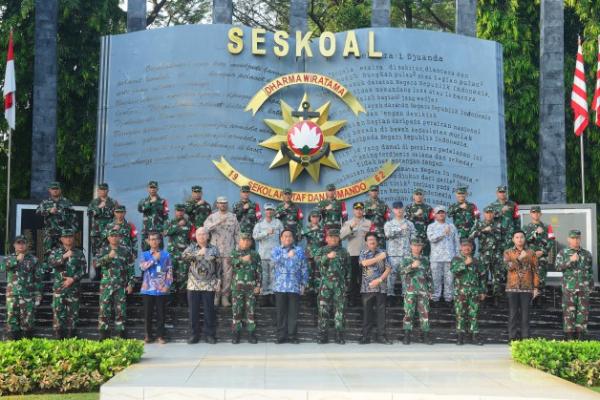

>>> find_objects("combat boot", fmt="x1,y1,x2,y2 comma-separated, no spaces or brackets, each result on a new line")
54,329,65,340
118,330,127,339
232,331,241,344
402,330,411,345
456,332,464,345
99,330,110,341
423,332,433,345
317,334,328,344
249,332,258,344
22,330,33,340
564,332,574,341
68,329,79,339
335,332,345,345
472,333,483,346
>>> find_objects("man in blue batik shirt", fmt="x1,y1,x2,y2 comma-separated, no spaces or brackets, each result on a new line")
271,229,308,344
358,232,392,344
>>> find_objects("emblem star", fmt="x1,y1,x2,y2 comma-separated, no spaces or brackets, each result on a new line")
259,93,350,183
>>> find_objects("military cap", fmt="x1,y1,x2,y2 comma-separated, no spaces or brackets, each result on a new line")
530,205,541,213
283,188,292,195
98,183,109,190
264,202,275,210
413,188,424,195
433,205,446,214
326,184,336,191
309,209,321,217
216,196,228,203
14,235,27,243
460,238,473,246
353,202,364,210
48,181,61,190
148,180,159,188
174,203,186,211
60,228,75,237
455,186,468,194
326,228,340,237
483,206,494,213
496,185,507,192
191,185,202,192
240,232,253,240
115,205,126,212
107,227,122,237
410,238,425,245
569,229,582,238
369,185,379,192
392,201,404,209
240,185,251,193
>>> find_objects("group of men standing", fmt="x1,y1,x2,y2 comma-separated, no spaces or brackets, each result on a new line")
0,180,595,345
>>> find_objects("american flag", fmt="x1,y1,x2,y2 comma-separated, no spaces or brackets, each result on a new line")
592,35,600,127
571,36,589,137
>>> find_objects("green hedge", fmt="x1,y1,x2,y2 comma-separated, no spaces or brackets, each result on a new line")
0,338,144,396
511,338,600,386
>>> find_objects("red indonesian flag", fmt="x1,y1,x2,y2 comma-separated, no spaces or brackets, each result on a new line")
297,208,303,220
255,203,262,220
593,36,600,127
547,225,555,240
3,31,15,130
571,36,589,137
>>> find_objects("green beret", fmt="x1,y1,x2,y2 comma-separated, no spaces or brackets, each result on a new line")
283,188,292,195
353,202,364,210
496,185,507,192
569,229,582,238
114,205,126,212
369,185,379,192
326,184,336,191
107,227,122,237
410,238,424,245
530,206,541,213
240,232,253,240
48,181,61,190
413,188,424,195
98,183,109,190
309,209,321,218
14,235,27,243
241,185,250,193
148,180,158,188
456,186,468,194
61,228,75,237
175,204,186,211
191,185,202,192
326,228,340,237
484,206,494,213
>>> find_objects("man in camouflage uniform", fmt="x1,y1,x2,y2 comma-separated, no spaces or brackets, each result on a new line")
384,201,416,304
447,186,480,240
1,235,43,340
469,206,503,305
405,188,434,256
103,205,138,263
555,229,594,340
315,228,350,344
137,180,169,251
274,188,303,238
523,205,555,306
88,183,118,258
233,185,261,235
165,204,195,306
301,209,325,296
488,185,519,251
364,185,390,248
253,203,283,306
97,228,135,340
47,228,87,339
316,184,347,231
450,239,487,345
230,232,262,344
36,181,77,261
185,185,212,228
399,238,433,345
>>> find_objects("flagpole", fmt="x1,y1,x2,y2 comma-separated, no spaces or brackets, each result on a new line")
4,127,10,253
580,133,585,203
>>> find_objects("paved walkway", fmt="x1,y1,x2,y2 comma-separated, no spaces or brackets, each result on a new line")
101,343,600,400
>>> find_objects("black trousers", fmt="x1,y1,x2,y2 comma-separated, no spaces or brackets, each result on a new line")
275,292,299,340
362,292,386,337
143,295,167,338
349,256,361,300
188,290,216,339
507,292,532,340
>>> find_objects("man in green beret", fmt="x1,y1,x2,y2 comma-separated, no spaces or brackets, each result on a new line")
185,185,212,228
274,188,303,238
102,205,138,275
447,186,480,240
137,180,169,251
364,185,390,248
523,206,555,306
88,183,118,259
301,209,326,298
165,203,195,306
405,188,434,256
316,184,347,232
487,185,519,251
36,181,78,262
555,229,594,340
233,185,261,236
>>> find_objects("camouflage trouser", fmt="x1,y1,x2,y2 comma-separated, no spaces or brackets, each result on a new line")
52,286,80,332
98,283,126,332
562,289,590,333
220,257,233,298
454,292,480,333
307,257,321,294
232,288,256,333
318,282,346,334
403,292,430,332
386,256,403,296
260,259,274,295
90,234,104,257
170,251,188,295
481,252,503,296
431,262,453,301
43,230,61,261
5,295,35,333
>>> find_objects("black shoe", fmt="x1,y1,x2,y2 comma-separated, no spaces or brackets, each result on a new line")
335,332,345,345
577,331,585,341
376,335,392,345
402,331,411,345
249,333,258,344
187,336,200,344
67,329,78,339
456,332,464,346
54,330,65,340
232,332,241,344
564,332,573,341
206,336,217,344
99,330,110,341
22,330,33,340
117,330,127,339
6,331,19,341
473,333,483,346
317,335,328,344
359,336,370,345
275,337,287,344
289,337,300,344
423,332,433,345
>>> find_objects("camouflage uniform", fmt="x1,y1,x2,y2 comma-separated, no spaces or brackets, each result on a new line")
364,189,390,248
523,217,555,290
488,187,519,251
230,247,261,333
447,201,480,239
165,207,195,297
405,201,433,256
47,239,87,336
185,186,212,228
450,252,486,334
0,241,43,338
103,217,138,258
97,243,135,334
555,235,594,334
469,215,503,296
233,188,261,235
399,252,433,333
87,192,118,256
137,185,169,251
384,216,416,296
36,190,77,260
315,241,350,337
316,184,347,231
274,192,303,238
301,217,325,293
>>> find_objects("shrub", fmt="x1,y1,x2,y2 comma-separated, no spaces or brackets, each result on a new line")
0,338,144,395
511,338,600,386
